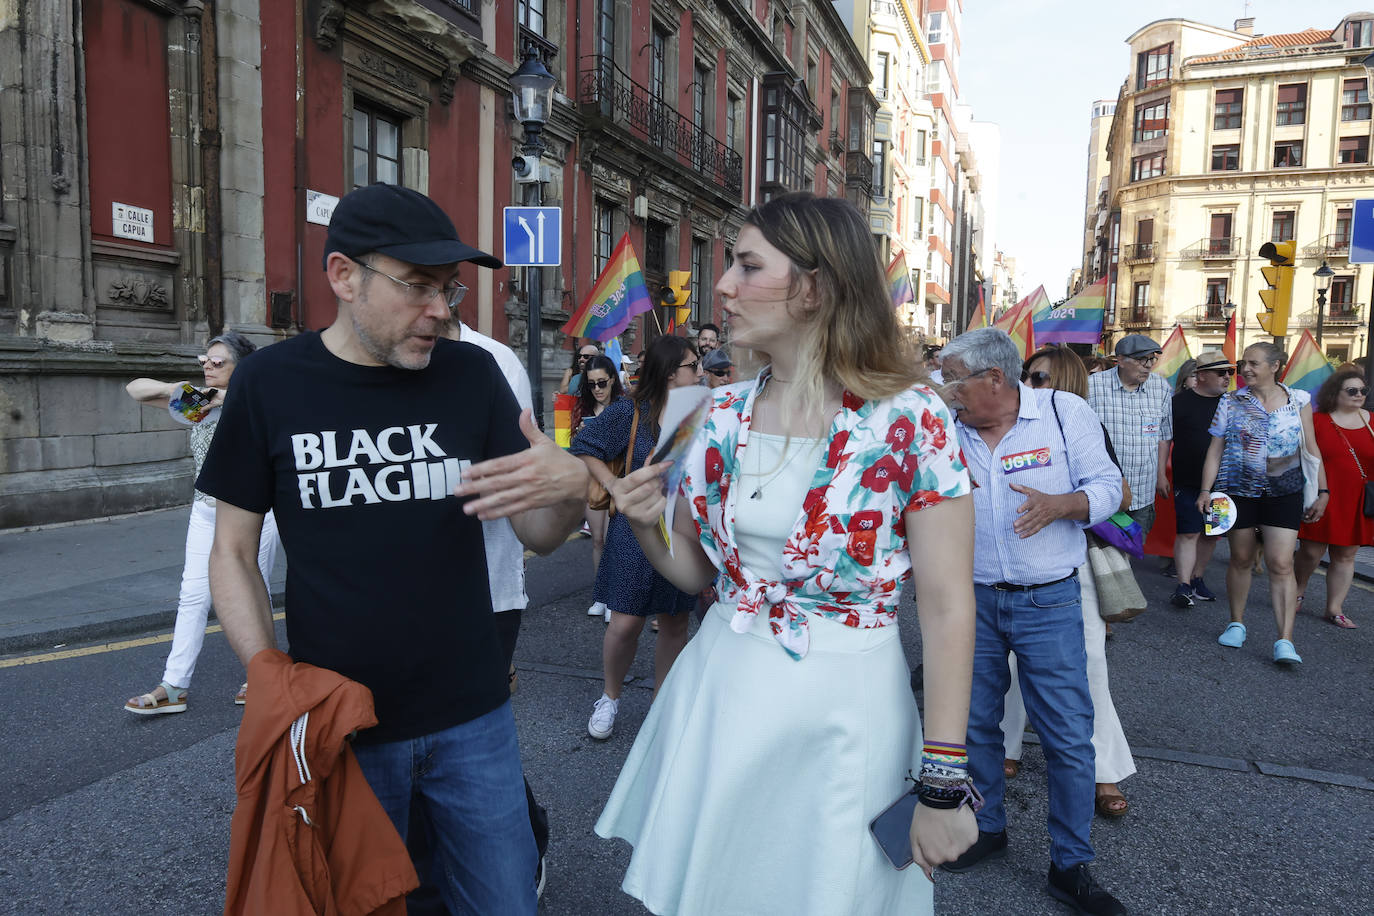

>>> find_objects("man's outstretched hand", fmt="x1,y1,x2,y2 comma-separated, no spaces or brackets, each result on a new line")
452,409,590,520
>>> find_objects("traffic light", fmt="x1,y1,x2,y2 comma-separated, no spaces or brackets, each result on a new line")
1256,240,1295,340
665,270,692,326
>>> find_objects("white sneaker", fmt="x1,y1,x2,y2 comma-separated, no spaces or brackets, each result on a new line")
588,694,619,739
587,600,607,617
604,605,612,623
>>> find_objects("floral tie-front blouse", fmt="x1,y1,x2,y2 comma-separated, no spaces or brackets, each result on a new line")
680,370,971,660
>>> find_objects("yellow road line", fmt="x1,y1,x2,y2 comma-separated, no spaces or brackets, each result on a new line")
0,612,286,669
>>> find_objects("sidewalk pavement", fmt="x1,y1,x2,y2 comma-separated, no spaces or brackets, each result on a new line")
2,505,1372,656
0,507,286,655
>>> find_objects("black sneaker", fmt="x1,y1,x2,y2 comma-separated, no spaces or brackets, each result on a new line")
1189,577,1217,601
1169,584,1194,609
939,829,1007,873
1047,862,1127,915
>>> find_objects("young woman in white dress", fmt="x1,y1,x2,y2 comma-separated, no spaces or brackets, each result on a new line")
600,192,979,915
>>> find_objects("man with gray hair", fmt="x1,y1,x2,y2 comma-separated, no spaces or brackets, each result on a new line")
1088,334,1173,535
937,328,1126,916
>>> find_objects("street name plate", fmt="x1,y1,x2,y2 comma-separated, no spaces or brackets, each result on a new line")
111,202,154,242
306,190,340,226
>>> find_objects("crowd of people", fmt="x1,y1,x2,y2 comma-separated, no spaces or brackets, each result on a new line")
120,183,1369,916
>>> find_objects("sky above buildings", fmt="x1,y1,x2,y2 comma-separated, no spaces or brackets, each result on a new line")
959,0,1353,300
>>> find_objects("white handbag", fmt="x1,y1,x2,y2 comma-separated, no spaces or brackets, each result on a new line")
1298,421,1321,511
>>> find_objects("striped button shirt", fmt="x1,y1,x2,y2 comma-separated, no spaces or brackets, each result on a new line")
1088,368,1173,511
957,386,1122,587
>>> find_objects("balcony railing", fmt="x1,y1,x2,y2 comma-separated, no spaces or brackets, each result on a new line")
577,55,743,196
1178,303,1233,328
1293,303,1363,326
1122,307,1152,328
829,129,845,155
845,150,874,193
1303,233,1351,258
1123,242,1155,263
1180,236,1240,259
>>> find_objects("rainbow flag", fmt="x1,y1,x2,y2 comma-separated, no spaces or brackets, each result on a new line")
1281,329,1334,395
1035,278,1107,345
1154,325,1192,388
967,298,988,331
1223,313,1241,390
1022,285,1053,324
887,252,914,308
562,234,653,342
994,298,1036,359
553,393,576,448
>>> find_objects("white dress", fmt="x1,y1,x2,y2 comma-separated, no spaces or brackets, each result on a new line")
595,433,933,916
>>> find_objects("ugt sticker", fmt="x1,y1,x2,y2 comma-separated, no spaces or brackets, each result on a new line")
1001,447,1052,474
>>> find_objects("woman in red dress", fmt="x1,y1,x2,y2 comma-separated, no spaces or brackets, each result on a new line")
1295,368,1374,628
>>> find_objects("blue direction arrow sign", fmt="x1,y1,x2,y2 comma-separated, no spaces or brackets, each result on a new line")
503,206,561,267
1350,199,1374,264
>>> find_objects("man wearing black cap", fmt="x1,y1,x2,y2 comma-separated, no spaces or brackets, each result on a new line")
200,184,588,914
1088,334,1174,536
701,347,735,387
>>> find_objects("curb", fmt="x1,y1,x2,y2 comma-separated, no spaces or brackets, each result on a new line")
0,589,286,657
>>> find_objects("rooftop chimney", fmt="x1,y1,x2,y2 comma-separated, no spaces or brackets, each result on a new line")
1234,17,1255,36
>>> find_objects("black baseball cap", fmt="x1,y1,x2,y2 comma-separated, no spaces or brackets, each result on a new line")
323,183,503,269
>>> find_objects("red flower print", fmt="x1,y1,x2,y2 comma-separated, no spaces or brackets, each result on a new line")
826,430,851,469
847,529,877,566
906,490,943,512
861,456,903,493
693,494,709,518
886,417,916,453
842,391,864,410
921,410,948,451
704,447,724,484
849,510,883,533
803,485,828,515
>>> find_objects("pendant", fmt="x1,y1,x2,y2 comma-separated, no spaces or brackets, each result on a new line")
751,488,762,499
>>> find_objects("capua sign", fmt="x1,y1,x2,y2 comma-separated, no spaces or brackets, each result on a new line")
112,202,154,242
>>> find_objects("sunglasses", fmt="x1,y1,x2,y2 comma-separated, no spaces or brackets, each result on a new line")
707,368,731,378
1023,370,1051,388
578,352,598,360
1342,386,1368,397
588,378,612,390
1205,367,1236,377
197,355,228,369
679,359,700,373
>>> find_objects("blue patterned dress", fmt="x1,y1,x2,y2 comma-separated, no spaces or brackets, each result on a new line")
571,397,695,617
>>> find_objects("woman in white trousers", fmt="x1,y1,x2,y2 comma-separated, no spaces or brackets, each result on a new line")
124,332,279,715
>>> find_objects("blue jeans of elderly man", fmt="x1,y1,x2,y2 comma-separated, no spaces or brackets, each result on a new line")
936,328,1126,916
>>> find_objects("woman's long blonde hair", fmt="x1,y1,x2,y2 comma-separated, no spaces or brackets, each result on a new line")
744,192,923,429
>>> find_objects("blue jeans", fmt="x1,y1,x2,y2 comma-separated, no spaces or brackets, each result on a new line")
352,702,537,916
969,579,1096,869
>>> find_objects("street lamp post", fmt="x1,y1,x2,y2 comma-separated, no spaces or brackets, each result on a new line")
1313,260,1335,347
510,46,557,428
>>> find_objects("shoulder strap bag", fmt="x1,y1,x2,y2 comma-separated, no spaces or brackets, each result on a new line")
587,403,639,514
1333,411,1374,519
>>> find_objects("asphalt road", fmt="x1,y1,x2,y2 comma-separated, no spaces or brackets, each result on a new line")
1,537,1370,915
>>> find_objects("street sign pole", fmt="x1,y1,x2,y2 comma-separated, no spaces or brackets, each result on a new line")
526,182,544,429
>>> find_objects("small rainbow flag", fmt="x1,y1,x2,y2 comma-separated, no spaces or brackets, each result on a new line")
1281,329,1334,395
1034,278,1106,345
887,251,914,308
1154,325,1192,388
562,233,653,342
994,298,1036,359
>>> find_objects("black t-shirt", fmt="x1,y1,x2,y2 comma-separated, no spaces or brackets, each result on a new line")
1171,389,1223,490
197,332,526,744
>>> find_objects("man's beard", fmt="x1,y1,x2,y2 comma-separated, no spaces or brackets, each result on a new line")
353,311,453,370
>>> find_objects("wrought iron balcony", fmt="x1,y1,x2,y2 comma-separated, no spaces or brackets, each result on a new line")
1302,234,1351,258
1293,303,1364,327
1180,236,1240,260
1178,303,1233,328
577,55,743,196
1123,242,1155,263
845,149,874,193
829,130,845,155
1123,307,1152,328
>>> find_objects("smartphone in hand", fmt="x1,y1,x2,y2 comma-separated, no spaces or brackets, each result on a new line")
869,788,919,870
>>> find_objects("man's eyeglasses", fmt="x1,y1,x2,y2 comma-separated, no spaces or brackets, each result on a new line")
1125,353,1160,368
945,366,995,387
197,355,228,369
1343,386,1369,397
1022,370,1051,388
358,260,467,310
588,378,612,390
679,359,700,373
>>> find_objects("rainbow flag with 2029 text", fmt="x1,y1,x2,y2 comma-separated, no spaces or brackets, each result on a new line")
1281,329,1334,395
887,251,914,308
562,233,653,342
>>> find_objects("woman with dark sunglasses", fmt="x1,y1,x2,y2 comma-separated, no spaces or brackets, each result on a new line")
575,355,626,618
122,332,280,714
1294,368,1373,629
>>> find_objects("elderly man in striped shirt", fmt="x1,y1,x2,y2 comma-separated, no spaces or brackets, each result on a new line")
936,328,1126,916
1087,334,1174,536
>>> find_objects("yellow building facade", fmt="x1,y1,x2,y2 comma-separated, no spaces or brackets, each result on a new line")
1099,14,1374,362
